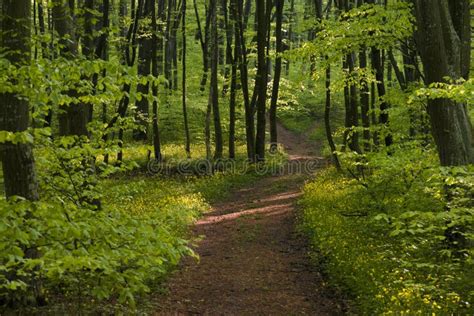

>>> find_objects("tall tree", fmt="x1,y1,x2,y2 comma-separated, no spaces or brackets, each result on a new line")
134,0,153,141
413,0,474,165
254,0,268,161
1,1,39,201
269,0,284,152
1,0,44,305
52,0,89,137
228,0,237,159
182,0,191,158
209,0,223,159
233,0,255,161
151,0,163,160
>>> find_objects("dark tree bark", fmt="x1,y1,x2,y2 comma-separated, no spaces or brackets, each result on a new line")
37,0,47,57
233,0,255,161
134,0,154,141
228,0,237,159
164,0,183,90
1,1,40,201
182,0,191,158
221,0,233,96
254,0,268,161
209,0,223,159
324,64,342,171
1,0,45,305
269,0,284,152
414,0,474,165
193,0,211,92
371,47,392,147
347,52,361,153
448,0,471,80
401,38,418,85
285,0,295,75
83,0,96,58
52,0,89,137
151,0,162,161
83,0,97,123
99,0,110,126
388,49,406,90
114,0,143,162
356,0,370,151
359,49,371,151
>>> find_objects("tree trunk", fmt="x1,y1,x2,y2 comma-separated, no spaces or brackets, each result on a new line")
151,0,162,161
347,52,361,153
52,0,89,137
324,63,342,171
233,0,255,161
228,0,237,159
371,47,392,147
209,0,223,159
1,1,39,201
254,0,268,161
134,0,153,141
182,0,191,158
269,0,284,152
359,48,371,151
1,0,44,305
414,0,474,166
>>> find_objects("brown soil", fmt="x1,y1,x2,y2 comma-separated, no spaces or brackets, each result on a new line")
153,123,348,315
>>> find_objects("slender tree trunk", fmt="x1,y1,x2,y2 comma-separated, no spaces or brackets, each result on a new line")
37,0,47,57
233,0,255,161
229,55,237,159
164,0,174,87
221,0,233,96
116,0,143,162
182,0,191,158
286,0,295,76
228,0,237,159
371,47,392,147
194,0,210,92
347,52,361,153
255,0,268,161
151,0,162,161
270,0,284,152
324,64,342,171
52,0,89,137
134,0,153,141
359,48,371,151
209,0,223,159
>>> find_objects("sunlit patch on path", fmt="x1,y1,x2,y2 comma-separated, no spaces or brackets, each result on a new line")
153,123,348,315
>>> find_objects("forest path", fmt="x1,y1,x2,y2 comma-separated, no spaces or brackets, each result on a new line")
154,123,347,315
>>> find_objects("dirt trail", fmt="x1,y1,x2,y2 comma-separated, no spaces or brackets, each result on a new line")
154,123,347,315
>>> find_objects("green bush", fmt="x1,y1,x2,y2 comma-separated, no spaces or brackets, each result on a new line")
301,147,474,314
0,132,264,310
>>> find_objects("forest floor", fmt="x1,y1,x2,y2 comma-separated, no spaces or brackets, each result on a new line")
153,123,350,315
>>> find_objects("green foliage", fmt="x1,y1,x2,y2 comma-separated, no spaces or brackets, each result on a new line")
302,146,474,314
288,2,414,66
0,137,264,311
0,191,197,308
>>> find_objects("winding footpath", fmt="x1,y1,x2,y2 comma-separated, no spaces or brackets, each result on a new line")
154,124,349,315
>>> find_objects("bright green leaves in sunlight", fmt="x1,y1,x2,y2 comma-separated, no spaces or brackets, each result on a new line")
289,2,414,66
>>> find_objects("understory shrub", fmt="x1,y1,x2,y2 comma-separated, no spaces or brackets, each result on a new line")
301,147,474,315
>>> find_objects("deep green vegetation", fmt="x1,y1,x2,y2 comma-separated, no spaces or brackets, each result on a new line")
1,0,473,314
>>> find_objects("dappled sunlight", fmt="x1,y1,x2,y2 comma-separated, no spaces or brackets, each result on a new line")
196,202,293,226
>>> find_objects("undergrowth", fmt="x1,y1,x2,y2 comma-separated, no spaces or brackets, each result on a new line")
301,147,474,315
1,142,277,313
